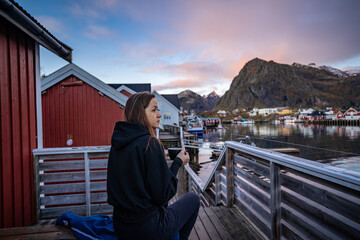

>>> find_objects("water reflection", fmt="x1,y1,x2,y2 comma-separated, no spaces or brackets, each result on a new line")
196,123,360,181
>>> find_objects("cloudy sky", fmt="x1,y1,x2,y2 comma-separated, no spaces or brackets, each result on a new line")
17,0,360,95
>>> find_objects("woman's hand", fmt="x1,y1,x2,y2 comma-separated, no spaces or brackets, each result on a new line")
177,150,190,165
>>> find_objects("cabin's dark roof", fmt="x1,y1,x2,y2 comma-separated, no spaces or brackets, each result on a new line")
162,94,180,110
108,84,151,93
1,0,72,61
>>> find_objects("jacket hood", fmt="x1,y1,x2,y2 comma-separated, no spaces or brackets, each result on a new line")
111,121,150,149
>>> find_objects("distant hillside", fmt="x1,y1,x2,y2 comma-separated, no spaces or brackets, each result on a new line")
215,58,360,110
178,90,220,113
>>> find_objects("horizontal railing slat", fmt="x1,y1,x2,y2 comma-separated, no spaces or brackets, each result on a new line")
41,192,107,206
40,203,113,219
40,170,107,183
233,163,270,197
39,154,84,161
234,181,270,220
40,181,106,194
234,154,270,178
234,175,270,209
39,159,108,171
40,160,84,171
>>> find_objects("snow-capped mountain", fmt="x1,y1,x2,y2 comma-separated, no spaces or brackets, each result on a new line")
292,62,360,78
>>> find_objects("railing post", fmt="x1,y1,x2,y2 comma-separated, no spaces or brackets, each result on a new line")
215,170,221,205
225,147,234,207
33,154,40,221
84,152,91,216
270,162,282,240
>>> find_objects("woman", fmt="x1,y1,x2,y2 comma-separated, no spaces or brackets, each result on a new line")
107,92,200,240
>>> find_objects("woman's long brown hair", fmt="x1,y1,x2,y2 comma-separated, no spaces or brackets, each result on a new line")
124,91,157,139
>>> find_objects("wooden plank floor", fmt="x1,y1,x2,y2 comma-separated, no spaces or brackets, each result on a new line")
0,219,76,239
0,206,264,240
189,206,264,240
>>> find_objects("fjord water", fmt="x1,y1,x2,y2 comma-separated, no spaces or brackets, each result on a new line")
196,123,360,181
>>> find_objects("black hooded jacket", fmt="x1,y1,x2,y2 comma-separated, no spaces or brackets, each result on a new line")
107,121,183,223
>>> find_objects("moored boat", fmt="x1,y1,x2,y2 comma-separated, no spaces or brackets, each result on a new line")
232,118,255,124
185,117,203,135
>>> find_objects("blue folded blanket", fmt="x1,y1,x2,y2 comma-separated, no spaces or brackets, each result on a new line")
56,211,180,240
56,211,117,240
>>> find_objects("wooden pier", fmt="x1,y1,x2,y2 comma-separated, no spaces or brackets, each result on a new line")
0,207,263,240
305,119,360,126
188,206,263,239
2,140,359,240
0,205,264,240
0,220,74,239
159,124,197,149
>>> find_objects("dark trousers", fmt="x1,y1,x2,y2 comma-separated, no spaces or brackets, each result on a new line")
114,192,200,240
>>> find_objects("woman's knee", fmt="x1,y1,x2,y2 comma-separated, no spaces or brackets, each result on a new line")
186,192,200,209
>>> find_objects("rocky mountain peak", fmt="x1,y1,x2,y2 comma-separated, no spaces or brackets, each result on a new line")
178,90,220,113
215,58,360,110
207,91,218,97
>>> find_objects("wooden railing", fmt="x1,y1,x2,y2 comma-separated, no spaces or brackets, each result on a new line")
163,124,181,135
185,141,360,239
33,146,112,220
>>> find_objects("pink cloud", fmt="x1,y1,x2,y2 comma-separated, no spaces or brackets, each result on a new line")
169,0,360,71
153,78,204,91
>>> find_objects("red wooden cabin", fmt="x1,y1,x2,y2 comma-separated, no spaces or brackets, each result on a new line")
0,0,72,227
41,63,128,147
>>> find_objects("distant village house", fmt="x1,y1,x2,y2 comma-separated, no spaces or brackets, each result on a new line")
153,90,181,128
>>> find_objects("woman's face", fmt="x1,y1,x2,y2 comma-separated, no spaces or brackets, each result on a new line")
145,98,161,129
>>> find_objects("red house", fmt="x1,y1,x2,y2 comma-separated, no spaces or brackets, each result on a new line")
344,107,360,120
336,111,346,119
41,63,128,147
0,0,72,227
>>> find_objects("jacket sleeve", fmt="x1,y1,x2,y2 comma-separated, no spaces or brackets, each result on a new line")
144,138,182,206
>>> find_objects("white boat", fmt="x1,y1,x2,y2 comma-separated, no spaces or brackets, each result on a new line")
217,121,223,129
232,119,255,124
185,117,203,136
281,116,297,124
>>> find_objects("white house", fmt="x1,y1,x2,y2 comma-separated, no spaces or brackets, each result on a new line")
248,108,258,116
324,107,334,115
298,108,314,114
258,108,278,116
217,110,227,117
153,90,180,129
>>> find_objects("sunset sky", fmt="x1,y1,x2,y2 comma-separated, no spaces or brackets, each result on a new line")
17,0,360,95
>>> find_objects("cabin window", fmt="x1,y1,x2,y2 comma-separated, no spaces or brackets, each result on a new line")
164,112,171,120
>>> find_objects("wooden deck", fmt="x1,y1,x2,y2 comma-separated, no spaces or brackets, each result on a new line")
0,219,75,239
189,206,264,240
0,206,263,240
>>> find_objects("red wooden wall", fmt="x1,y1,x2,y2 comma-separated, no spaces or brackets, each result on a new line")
0,16,36,228
42,76,125,147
